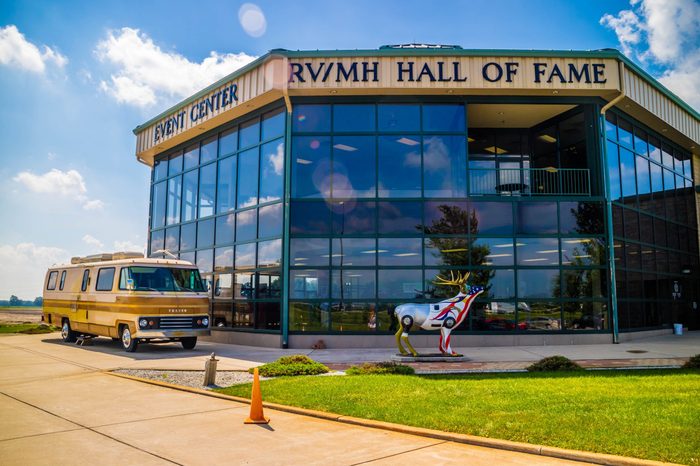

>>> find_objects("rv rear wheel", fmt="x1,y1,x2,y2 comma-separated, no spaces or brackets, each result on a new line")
61,320,77,343
120,325,138,352
181,337,197,350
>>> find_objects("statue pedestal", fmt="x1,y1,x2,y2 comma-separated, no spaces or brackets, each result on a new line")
391,353,470,363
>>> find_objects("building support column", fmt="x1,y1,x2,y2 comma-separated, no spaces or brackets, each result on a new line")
280,93,293,349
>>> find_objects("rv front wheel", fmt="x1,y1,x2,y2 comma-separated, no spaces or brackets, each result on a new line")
61,320,77,343
181,337,197,350
120,326,138,352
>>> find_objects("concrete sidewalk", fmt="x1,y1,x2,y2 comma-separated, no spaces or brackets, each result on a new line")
0,334,595,465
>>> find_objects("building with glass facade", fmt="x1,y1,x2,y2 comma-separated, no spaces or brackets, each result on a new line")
134,46,700,348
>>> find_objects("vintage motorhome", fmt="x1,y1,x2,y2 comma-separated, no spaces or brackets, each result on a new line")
42,252,210,352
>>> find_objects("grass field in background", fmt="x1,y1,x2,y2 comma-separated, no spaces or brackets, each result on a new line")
219,370,700,464
0,306,42,312
0,323,58,334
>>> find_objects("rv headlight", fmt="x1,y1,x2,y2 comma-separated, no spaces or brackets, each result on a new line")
202,317,209,327
139,318,148,329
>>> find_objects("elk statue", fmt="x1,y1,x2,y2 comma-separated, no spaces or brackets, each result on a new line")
393,271,484,356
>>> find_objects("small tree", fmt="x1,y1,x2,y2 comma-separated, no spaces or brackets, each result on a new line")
9,295,20,306
34,297,43,306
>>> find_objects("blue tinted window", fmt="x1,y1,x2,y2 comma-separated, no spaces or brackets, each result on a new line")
633,129,648,156
180,223,196,250
200,136,217,164
378,269,422,299
259,140,283,202
471,269,515,299
561,238,604,266
197,219,215,248
648,136,661,163
183,144,199,170
179,251,195,263
331,201,376,234
636,155,650,196
165,226,179,251
219,128,237,156
472,238,514,266
333,104,375,132
196,249,213,273
516,238,560,265
259,203,283,238
423,201,469,234
423,104,465,132
235,243,256,270
517,269,560,299
290,238,329,266
332,136,376,198
215,213,235,245
214,246,233,272
517,202,558,235
239,119,260,149
331,238,376,266
559,202,604,235
168,152,183,176
619,148,636,198
423,135,466,197
604,113,616,141
290,269,329,299
166,175,182,225
154,158,168,181
378,136,421,197
216,156,236,213
378,104,420,132
606,141,621,201
293,105,330,133
650,162,663,194
262,108,285,140
331,269,375,299
182,170,198,222
236,209,257,242
291,136,331,198
237,148,259,208
151,181,167,229
150,229,164,255
290,201,331,234
258,239,281,268
378,238,422,266
378,201,422,234
617,118,633,148
198,163,216,218
424,237,469,267
469,202,513,235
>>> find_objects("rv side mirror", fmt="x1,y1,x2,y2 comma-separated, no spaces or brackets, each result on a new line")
126,278,135,291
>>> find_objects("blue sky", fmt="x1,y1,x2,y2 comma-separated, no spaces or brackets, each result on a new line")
1,0,698,299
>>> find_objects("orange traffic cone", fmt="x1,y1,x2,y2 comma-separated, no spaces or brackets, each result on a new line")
244,367,270,424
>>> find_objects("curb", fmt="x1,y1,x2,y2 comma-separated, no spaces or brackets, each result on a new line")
106,371,677,466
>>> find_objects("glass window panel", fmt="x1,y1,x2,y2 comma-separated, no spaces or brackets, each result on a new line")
235,243,256,270
559,112,586,170
150,229,164,255
471,301,517,331
233,302,254,328
661,143,674,169
617,118,633,148
200,137,217,165
154,158,168,181
291,238,329,267
606,141,621,201
196,249,213,273
516,238,560,265
213,281,232,307
289,302,330,331
96,268,115,292
332,135,376,198
333,104,375,132
562,238,605,266
423,104,465,132
378,238,422,266
179,222,196,251
423,201,469,234
331,238,376,266
519,302,562,331
262,108,285,140
216,156,236,214
378,269,423,299
619,148,636,199
516,202,557,234
151,181,167,229
648,136,661,163
625,242,641,269
469,201,513,235
182,170,198,222
330,302,376,332
165,226,179,252
183,144,199,170
377,201,422,234
168,151,183,176
214,246,234,273
564,301,607,330
639,214,654,244
256,271,281,299
258,239,281,268
378,104,420,132
472,238,514,266
215,213,235,245
653,217,666,247
649,162,663,196
562,269,606,298
259,203,282,238
517,269,560,299
179,251,195,263
235,209,257,242
256,302,280,330
237,148,259,208
559,201,604,235
166,175,182,225
378,135,422,197
423,135,467,197
197,218,215,249
259,140,284,202
423,237,469,267
198,163,216,217
291,269,329,299
292,104,331,133
532,125,557,170
290,201,331,234
291,136,331,198
633,128,648,156
239,118,260,148
604,113,616,141
471,269,515,300
331,201,376,234
234,272,255,299
220,127,237,157
332,269,375,299
623,208,639,240
635,155,650,196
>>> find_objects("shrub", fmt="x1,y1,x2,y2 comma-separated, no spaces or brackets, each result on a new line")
682,354,700,369
526,355,583,372
346,362,415,375
250,354,329,377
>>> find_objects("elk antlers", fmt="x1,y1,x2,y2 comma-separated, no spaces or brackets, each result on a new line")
433,271,470,290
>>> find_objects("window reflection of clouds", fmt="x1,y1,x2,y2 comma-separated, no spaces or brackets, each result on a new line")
331,201,376,234
331,238,376,266
378,201,422,234
378,238,422,266
235,243,256,269
290,238,328,266
378,136,421,197
332,136,376,198
214,247,233,272
258,239,281,268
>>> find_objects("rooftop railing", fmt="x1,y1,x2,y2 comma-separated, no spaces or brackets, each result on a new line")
469,168,591,196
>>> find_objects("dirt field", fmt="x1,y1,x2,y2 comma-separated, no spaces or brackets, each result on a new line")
0,307,42,324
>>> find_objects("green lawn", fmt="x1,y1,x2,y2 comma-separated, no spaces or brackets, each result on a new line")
0,306,42,312
0,323,58,334
218,370,700,464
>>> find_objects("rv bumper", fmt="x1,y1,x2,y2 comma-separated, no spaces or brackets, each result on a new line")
134,329,211,339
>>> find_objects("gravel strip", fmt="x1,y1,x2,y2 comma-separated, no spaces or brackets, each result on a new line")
113,369,255,390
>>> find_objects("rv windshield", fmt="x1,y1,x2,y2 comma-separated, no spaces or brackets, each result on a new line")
123,267,206,292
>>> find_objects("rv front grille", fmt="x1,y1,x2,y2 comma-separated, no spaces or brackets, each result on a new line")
158,316,196,329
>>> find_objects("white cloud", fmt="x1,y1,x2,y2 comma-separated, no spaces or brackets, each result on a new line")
95,27,257,108
238,3,267,38
0,25,67,73
601,0,700,110
0,243,69,300
13,168,104,211
113,240,145,253
82,234,104,250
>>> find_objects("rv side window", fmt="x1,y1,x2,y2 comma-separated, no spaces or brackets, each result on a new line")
81,270,90,292
59,270,67,290
47,271,58,290
118,268,131,290
96,268,116,291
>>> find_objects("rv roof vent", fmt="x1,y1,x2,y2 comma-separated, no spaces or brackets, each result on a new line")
380,43,463,50
70,252,144,264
